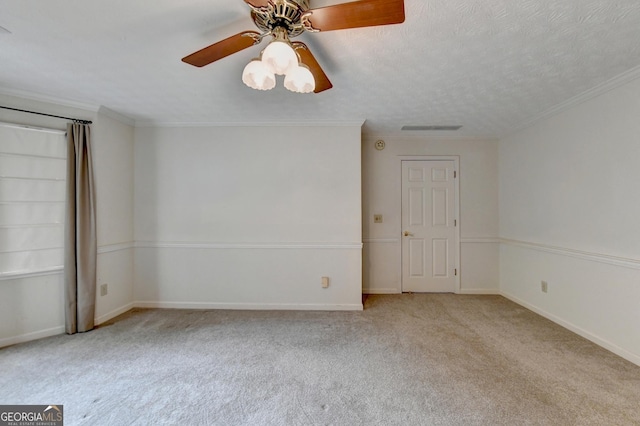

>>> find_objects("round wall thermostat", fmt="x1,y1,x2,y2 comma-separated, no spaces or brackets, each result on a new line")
375,140,385,151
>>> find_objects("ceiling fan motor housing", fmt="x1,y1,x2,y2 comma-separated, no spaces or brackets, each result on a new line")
252,0,310,37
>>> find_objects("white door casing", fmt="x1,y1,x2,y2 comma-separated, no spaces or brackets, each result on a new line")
401,160,458,293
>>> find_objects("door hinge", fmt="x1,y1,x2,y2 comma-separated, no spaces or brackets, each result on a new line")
454,219,457,227
454,269,458,276
454,171,457,178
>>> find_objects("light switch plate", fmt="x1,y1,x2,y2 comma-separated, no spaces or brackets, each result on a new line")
322,277,330,288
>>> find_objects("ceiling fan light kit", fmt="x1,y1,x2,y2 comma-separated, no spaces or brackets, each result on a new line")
242,59,277,90
182,0,405,94
241,30,315,93
241,26,314,93
284,63,315,93
261,42,298,76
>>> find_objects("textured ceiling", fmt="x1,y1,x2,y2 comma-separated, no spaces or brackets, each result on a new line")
1,0,640,136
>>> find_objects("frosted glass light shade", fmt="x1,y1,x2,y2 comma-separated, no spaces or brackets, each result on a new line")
242,59,276,91
284,64,315,93
262,41,298,75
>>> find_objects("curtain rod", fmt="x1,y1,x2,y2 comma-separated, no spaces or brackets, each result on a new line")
0,105,92,125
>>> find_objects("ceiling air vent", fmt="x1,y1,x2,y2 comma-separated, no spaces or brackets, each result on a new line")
401,125,462,131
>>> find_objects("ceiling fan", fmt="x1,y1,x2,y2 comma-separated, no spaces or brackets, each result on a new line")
182,0,405,93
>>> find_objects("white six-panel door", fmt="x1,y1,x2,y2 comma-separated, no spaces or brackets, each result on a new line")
401,160,458,293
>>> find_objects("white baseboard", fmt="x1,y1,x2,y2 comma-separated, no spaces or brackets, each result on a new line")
0,302,136,348
458,288,500,295
134,301,363,311
501,291,640,367
95,302,135,325
0,326,65,349
363,288,401,294
364,288,499,295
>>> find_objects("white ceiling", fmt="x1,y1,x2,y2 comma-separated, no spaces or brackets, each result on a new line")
1,0,640,137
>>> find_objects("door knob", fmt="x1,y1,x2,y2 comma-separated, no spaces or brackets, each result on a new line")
404,231,413,237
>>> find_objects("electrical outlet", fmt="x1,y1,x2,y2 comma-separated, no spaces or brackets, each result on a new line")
321,277,330,288
541,281,548,293
100,283,108,297
373,214,383,223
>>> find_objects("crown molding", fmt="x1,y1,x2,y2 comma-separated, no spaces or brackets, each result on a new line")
134,119,366,129
97,106,135,127
505,64,640,138
0,86,99,113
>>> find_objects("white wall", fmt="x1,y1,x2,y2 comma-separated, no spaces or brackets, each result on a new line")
93,107,135,323
134,124,363,310
499,77,640,366
0,95,135,347
362,134,500,294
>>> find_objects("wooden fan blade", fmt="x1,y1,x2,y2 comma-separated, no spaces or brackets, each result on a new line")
182,31,261,67
292,42,333,93
244,0,271,7
305,0,405,32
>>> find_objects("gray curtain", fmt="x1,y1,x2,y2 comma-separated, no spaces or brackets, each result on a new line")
64,123,97,334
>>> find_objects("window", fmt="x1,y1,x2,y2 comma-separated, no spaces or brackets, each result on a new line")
0,123,66,278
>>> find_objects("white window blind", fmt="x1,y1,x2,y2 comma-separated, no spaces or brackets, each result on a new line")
0,124,66,277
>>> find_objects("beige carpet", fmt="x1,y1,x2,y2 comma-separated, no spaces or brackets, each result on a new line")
1,294,639,425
